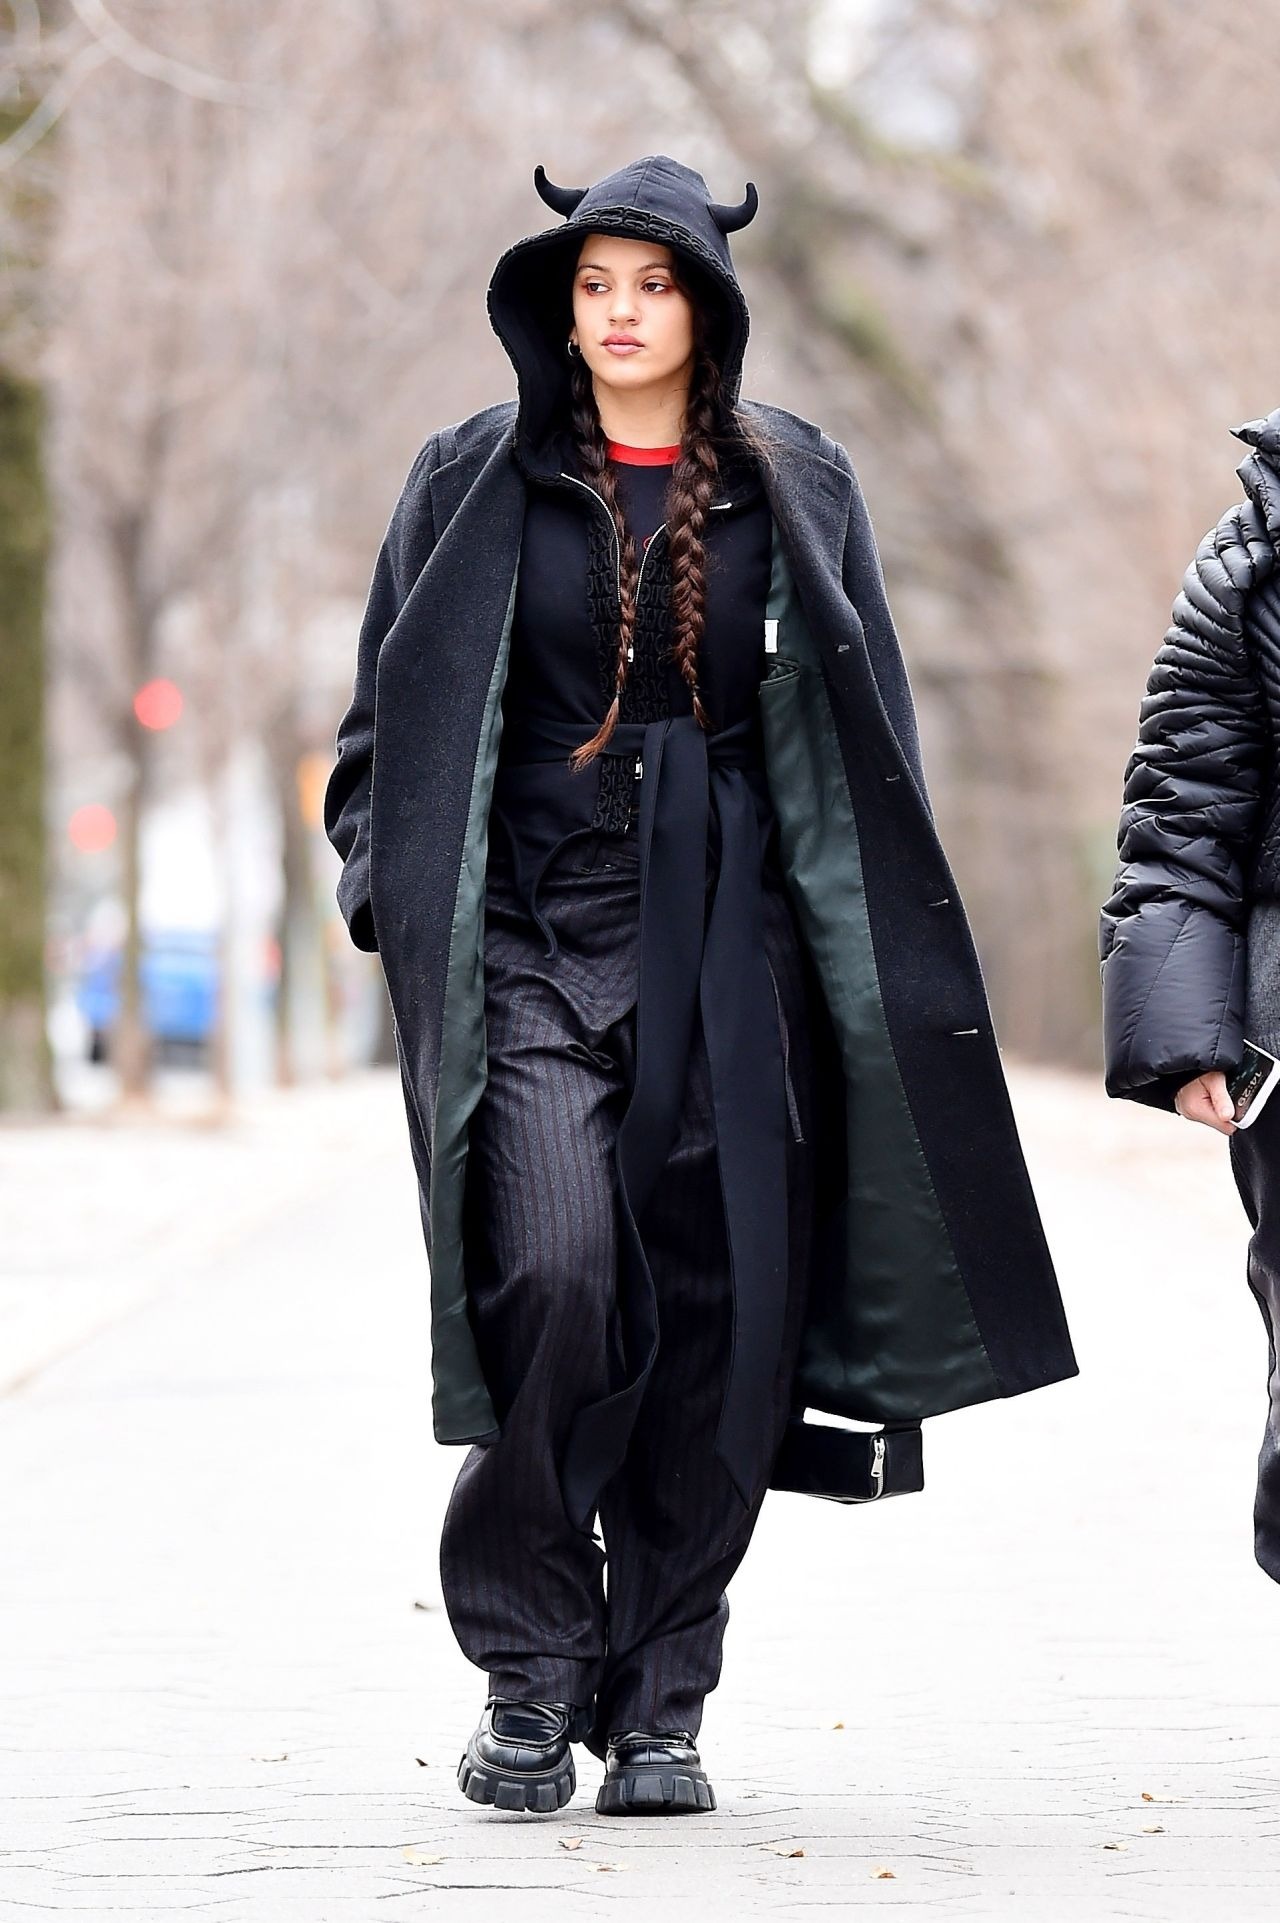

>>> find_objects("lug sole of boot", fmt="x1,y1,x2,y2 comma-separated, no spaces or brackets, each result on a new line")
595,1766,716,1815
457,1746,576,1814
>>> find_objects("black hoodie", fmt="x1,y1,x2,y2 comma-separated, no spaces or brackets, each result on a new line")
487,154,756,482
485,155,777,905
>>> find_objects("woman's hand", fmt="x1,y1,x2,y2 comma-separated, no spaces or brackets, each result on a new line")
1173,1070,1238,1134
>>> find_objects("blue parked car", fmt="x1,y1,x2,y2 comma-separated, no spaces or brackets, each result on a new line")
77,928,220,1064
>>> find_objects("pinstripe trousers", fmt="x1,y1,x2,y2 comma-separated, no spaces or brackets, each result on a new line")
437,823,818,1756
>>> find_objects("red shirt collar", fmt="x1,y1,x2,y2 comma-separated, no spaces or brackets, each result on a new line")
605,439,681,465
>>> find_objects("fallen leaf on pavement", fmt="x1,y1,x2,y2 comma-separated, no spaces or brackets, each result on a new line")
559,1838,585,1851
402,1849,445,1865
872,1866,896,1879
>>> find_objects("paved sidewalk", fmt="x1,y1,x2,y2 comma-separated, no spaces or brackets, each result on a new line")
2,1064,1279,1919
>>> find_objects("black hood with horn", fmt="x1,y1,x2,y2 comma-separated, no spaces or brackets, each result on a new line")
486,153,758,482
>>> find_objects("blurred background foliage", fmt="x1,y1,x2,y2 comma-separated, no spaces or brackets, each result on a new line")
2,0,1277,1112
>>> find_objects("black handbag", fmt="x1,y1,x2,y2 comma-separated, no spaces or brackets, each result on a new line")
770,1414,924,1504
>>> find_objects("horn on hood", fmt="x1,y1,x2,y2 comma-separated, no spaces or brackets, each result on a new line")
708,182,759,234
533,164,587,217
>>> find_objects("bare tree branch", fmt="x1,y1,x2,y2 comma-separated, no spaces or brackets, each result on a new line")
0,40,110,172
66,0,256,104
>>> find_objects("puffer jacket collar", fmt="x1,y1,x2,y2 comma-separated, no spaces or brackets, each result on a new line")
1233,406,1280,548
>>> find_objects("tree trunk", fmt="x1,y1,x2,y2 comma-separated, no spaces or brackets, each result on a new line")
0,369,55,1113
104,509,156,1106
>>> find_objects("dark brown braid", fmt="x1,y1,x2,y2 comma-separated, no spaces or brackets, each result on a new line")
666,353,722,732
566,306,743,770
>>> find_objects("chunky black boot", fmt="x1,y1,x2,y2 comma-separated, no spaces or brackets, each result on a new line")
595,1729,716,1815
457,1698,592,1813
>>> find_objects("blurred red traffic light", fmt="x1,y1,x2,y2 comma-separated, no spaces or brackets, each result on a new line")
68,803,117,852
134,679,184,730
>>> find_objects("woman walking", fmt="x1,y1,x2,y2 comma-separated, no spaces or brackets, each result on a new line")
324,153,1077,1817
1100,405,1280,1588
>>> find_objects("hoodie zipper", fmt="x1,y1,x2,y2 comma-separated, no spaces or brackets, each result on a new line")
558,471,733,780
562,469,732,627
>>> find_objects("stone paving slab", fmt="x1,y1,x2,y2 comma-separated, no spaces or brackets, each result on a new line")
2,1064,1279,1919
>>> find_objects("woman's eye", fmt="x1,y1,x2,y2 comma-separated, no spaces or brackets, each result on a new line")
581,279,671,295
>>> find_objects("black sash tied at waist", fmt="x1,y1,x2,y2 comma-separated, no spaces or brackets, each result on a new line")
487,711,791,1529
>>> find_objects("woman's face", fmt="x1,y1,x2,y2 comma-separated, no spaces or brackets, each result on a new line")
569,232,696,403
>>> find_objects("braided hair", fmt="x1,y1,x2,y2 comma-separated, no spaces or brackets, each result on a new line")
565,281,774,771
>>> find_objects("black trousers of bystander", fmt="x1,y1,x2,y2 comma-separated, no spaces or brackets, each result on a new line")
1229,1091,1280,1585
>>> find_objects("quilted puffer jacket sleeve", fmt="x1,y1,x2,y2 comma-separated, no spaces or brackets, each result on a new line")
1099,503,1270,1111
322,432,441,952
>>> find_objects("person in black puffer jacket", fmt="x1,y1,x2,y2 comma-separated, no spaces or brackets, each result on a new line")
1100,404,1280,1584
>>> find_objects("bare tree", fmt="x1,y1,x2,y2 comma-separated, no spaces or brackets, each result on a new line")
0,16,61,1113
18,0,1279,1098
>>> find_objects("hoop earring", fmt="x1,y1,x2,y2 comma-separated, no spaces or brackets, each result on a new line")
566,338,581,357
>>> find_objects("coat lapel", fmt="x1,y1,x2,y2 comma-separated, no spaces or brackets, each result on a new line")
428,444,485,543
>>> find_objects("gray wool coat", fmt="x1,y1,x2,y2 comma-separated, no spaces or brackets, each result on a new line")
324,395,1079,1496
